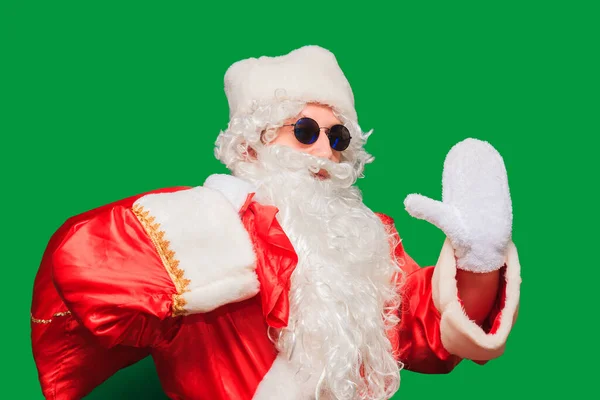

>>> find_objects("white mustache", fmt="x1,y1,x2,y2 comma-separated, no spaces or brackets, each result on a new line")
258,145,358,188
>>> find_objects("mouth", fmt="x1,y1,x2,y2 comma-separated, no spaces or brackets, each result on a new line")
312,169,330,180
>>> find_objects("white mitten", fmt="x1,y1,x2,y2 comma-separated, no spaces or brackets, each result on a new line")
404,138,513,273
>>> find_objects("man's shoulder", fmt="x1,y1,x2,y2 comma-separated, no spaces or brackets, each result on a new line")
374,212,395,227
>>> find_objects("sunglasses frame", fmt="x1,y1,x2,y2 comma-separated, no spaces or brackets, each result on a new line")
282,117,352,151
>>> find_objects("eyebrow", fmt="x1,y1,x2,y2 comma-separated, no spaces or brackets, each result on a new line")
298,114,342,128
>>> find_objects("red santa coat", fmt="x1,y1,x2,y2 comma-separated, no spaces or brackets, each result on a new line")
31,174,521,400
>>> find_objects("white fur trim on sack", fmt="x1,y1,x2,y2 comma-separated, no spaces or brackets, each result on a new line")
203,173,256,211
133,185,258,314
225,45,357,122
431,238,521,361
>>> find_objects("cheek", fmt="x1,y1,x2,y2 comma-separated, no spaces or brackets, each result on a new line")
270,130,311,153
332,151,342,163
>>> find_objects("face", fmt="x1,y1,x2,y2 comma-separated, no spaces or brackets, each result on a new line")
270,103,343,164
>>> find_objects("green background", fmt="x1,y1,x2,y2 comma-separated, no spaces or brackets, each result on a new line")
2,1,598,398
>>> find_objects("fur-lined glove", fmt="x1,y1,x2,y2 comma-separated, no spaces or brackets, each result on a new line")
404,138,513,273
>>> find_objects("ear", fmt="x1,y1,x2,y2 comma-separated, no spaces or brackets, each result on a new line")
247,146,257,160
260,129,270,145
239,141,257,161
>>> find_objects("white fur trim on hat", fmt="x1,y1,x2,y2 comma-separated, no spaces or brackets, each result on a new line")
224,45,357,121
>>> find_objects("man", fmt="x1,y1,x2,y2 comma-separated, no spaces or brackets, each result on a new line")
31,45,520,400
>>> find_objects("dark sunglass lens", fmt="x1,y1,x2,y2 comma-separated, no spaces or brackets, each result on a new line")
328,125,351,151
293,118,320,145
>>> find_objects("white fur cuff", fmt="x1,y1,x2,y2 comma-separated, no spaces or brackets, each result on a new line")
253,354,317,400
133,186,259,316
431,239,521,361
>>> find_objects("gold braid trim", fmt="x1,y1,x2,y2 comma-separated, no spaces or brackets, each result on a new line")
31,311,72,324
132,204,190,317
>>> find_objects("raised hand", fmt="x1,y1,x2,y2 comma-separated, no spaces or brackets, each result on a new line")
404,138,513,273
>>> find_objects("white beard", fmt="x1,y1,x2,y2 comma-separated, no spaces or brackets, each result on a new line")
235,146,402,400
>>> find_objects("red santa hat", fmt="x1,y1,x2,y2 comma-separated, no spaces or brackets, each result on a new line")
224,45,358,122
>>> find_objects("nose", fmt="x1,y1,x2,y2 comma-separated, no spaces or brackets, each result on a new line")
310,130,333,160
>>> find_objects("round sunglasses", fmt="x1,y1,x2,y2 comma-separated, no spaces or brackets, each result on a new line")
282,117,352,151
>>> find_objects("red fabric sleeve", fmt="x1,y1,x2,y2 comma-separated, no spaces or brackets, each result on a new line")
394,264,460,373
52,188,188,348
377,214,505,374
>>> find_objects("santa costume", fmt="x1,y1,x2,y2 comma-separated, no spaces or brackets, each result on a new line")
31,46,521,400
